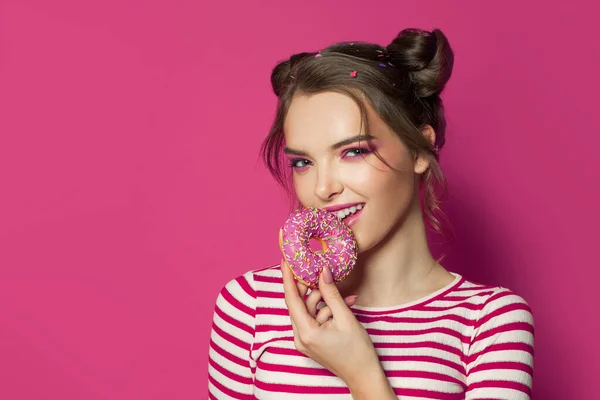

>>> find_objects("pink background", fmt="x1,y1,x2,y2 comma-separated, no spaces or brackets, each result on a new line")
1,1,598,398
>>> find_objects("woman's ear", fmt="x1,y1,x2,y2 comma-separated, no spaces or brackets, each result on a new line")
414,125,436,174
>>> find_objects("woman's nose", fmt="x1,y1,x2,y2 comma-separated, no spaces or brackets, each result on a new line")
314,166,343,202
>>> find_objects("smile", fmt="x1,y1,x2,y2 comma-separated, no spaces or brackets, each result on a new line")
334,204,363,219
323,202,365,222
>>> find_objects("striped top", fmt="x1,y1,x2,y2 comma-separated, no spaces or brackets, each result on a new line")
208,265,534,399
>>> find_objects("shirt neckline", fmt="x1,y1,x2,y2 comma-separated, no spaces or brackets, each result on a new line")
349,272,464,314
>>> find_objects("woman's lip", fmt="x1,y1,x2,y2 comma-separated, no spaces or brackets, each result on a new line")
342,207,363,227
323,202,365,212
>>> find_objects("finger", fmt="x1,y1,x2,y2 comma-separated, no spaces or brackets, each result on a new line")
318,265,353,320
315,295,358,325
281,258,316,330
305,289,322,317
297,280,309,299
289,316,304,350
344,295,358,307
315,304,332,325
289,315,299,336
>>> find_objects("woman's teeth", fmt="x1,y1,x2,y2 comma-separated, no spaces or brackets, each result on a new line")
336,204,363,219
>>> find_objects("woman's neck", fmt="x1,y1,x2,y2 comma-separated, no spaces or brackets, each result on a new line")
338,200,453,307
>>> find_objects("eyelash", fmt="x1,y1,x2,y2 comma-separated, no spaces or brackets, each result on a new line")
289,147,372,170
289,159,311,169
344,147,372,158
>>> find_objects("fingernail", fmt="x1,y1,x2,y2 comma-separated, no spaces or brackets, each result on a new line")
344,295,358,303
322,265,333,284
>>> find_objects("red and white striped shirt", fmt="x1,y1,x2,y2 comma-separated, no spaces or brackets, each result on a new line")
208,265,534,399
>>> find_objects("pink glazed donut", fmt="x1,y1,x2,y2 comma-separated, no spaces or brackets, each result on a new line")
279,207,358,288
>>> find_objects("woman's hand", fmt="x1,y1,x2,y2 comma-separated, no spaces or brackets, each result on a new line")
281,259,396,399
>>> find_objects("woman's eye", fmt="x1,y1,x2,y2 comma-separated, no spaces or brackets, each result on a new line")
344,147,371,157
290,159,311,169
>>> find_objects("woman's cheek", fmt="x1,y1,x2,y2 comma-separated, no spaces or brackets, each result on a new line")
293,175,313,206
341,162,379,191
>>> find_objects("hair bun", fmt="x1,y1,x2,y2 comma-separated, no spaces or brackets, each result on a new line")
386,28,454,98
270,52,314,97
270,60,291,97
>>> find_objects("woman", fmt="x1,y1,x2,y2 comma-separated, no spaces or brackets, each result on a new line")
208,28,534,399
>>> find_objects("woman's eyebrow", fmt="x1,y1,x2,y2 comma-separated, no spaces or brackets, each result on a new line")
284,134,376,156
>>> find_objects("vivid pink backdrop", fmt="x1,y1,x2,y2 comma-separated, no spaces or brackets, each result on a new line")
1,1,598,398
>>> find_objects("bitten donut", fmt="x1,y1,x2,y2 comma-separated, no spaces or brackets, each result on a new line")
278,207,358,288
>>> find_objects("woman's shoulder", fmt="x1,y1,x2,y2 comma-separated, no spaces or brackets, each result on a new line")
216,263,283,300
210,264,283,327
455,276,534,328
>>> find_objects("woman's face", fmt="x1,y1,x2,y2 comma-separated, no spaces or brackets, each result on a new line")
283,91,431,253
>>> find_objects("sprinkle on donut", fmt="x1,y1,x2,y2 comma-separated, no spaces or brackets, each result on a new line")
279,207,358,288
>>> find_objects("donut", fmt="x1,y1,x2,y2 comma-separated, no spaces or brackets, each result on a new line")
278,207,358,288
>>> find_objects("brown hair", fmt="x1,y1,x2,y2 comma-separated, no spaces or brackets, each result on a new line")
260,28,455,241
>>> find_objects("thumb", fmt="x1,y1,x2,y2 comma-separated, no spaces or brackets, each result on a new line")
318,265,352,318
